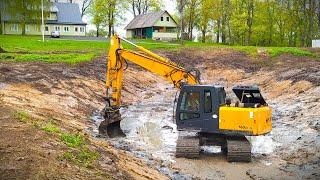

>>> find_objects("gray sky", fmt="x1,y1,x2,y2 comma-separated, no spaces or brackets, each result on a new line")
83,0,177,36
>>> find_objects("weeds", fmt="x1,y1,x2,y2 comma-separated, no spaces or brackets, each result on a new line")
12,111,99,168
63,148,99,168
13,111,33,123
61,133,84,148
60,133,99,168
42,121,61,134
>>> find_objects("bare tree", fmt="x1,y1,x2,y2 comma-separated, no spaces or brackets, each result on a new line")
131,0,162,17
81,0,93,17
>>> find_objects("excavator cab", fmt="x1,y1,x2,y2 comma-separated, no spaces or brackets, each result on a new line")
175,85,226,133
176,85,271,136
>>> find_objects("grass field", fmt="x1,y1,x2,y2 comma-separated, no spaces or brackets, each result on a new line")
0,35,317,64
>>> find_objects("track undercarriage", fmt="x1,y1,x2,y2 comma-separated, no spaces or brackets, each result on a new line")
175,132,252,162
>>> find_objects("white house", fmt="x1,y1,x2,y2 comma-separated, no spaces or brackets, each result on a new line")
125,11,178,41
312,40,320,48
1,2,86,36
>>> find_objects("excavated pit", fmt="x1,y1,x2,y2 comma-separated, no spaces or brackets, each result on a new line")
1,48,319,179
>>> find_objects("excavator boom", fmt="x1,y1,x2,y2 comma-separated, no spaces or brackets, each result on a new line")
100,35,200,137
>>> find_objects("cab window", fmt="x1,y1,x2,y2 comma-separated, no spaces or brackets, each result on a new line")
204,91,212,113
179,92,200,120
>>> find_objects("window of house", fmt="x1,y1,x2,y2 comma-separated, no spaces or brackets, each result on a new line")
161,17,164,21
64,26,69,32
45,26,49,31
25,25,30,32
80,27,84,32
167,17,170,21
55,26,60,31
11,24,18,31
75,27,78,32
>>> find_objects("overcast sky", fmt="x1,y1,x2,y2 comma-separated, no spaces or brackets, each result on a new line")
83,0,177,36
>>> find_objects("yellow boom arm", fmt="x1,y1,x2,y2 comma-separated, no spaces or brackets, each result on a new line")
106,35,200,106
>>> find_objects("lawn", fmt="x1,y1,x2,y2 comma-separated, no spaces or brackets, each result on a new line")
0,35,317,64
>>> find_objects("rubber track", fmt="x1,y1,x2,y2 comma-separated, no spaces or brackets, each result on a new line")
175,136,200,158
226,136,252,162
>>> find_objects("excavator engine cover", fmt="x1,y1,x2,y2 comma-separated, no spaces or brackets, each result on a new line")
232,85,267,105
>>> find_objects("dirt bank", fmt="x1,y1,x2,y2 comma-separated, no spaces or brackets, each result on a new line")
0,47,319,179
0,58,168,179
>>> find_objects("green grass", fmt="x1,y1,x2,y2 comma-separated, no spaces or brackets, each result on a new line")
42,121,61,134
0,52,97,64
63,148,99,168
61,133,84,148
60,133,99,168
10,110,98,168
0,35,317,64
266,47,314,57
13,111,33,123
0,35,108,53
0,35,107,64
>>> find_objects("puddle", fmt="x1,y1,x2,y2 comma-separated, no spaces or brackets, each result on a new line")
0,82,7,89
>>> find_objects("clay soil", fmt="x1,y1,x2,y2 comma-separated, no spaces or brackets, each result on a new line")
0,48,319,179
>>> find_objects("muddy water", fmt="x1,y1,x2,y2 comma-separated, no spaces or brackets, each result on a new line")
116,83,179,162
89,81,290,179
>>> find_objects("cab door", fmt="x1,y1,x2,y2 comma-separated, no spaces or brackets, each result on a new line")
176,90,203,130
202,90,218,132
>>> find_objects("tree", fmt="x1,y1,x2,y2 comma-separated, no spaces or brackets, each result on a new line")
131,0,163,17
185,0,200,40
246,0,254,45
177,0,320,46
90,0,127,37
81,0,93,17
177,0,188,39
197,0,212,42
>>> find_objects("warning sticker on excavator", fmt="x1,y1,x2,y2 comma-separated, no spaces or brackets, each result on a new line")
249,111,254,119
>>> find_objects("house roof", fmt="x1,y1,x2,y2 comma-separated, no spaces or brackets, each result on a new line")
48,2,86,25
125,11,177,30
1,2,86,25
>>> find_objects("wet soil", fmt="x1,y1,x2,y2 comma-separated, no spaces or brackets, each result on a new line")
0,47,319,179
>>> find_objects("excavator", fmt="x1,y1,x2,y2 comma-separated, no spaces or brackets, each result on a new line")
99,35,272,162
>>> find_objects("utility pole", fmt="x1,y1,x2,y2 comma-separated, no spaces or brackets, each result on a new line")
41,0,44,42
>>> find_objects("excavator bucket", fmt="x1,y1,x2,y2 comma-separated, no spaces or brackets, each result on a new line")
99,105,125,138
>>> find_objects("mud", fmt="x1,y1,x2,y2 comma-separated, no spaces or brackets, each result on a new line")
0,47,319,179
